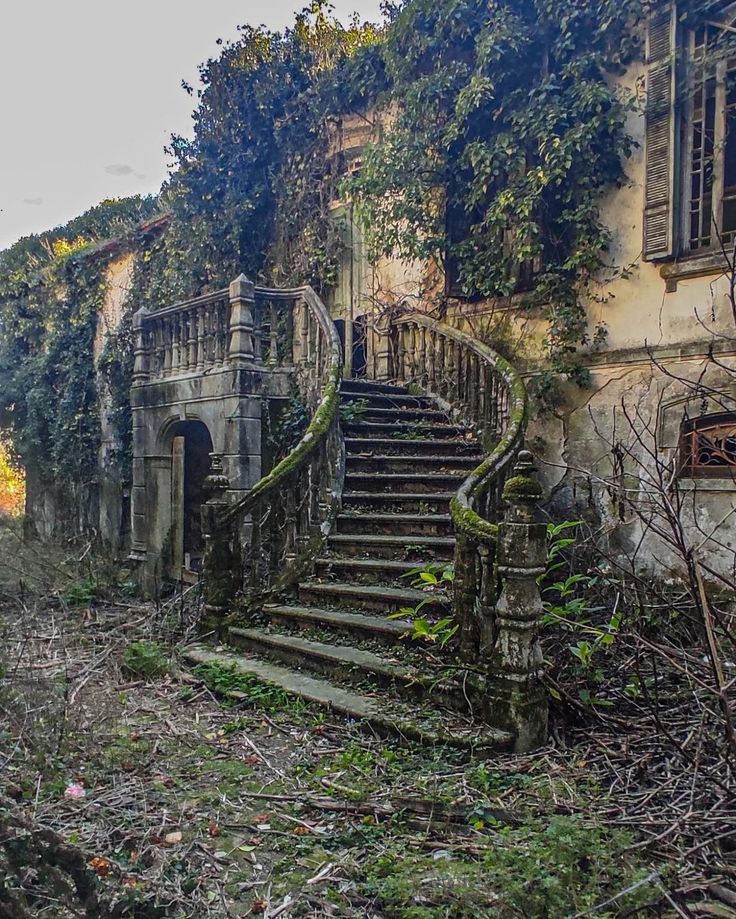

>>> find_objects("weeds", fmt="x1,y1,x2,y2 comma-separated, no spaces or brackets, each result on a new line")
122,639,170,678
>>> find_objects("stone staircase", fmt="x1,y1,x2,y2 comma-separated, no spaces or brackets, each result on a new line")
185,379,514,750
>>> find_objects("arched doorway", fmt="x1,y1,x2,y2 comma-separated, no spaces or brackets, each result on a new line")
167,420,213,577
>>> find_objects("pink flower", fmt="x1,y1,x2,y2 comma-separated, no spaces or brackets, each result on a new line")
64,783,86,800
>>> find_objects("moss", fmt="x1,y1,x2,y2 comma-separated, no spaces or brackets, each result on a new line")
503,474,543,501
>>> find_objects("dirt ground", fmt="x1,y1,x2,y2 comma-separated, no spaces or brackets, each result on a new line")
1,526,735,918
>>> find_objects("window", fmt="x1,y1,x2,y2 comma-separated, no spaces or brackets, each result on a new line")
644,4,736,260
683,14,736,252
680,412,736,477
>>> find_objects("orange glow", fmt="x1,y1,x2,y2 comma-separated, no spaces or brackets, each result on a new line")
0,443,24,517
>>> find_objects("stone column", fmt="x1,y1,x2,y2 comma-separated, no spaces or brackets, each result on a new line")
201,454,237,633
486,450,548,752
228,274,255,363
132,307,150,383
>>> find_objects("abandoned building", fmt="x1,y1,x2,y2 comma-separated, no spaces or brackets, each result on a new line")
6,3,736,749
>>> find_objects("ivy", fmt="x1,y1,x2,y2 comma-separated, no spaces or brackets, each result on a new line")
0,196,157,507
346,0,648,383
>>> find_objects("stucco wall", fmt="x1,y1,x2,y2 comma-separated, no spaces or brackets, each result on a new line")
331,78,736,577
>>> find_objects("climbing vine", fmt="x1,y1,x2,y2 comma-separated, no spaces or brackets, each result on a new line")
0,0,665,517
347,0,648,384
0,196,157,523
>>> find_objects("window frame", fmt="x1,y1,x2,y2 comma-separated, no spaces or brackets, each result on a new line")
679,8,736,256
679,411,736,478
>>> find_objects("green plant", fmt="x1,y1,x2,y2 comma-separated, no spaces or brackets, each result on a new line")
540,521,620,706
192,661,304,712
63,577,98,607
268,388,309,460
339,397,370,424
122,640,170,678
390,562,457,647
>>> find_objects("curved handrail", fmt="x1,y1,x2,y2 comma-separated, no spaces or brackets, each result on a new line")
390,313,527,543
218,285,342,527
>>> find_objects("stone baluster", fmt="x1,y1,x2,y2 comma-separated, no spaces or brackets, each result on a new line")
426,328,435,391
436,334,446,399
268,301,278,367
228,274,255,363
213,301,224,368
132,307,150,384
446,338,456,404
284,477,298,564
454,534,480,661
488,371,498,437
196,307,206,371
172,313,181,373
187,308,197,370
486,450,548,752
162,318,172,376
299,299,309,366
201,454,236,632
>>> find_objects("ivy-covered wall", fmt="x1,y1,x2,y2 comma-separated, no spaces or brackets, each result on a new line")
0,197,161,541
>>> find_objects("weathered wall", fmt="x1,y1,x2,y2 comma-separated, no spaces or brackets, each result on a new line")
331,71,736,578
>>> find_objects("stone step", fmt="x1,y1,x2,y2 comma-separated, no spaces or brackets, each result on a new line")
229,627,419,691
314,555,426,584
341,389,435,408
341,491,455,514
341,379,410,396
326,532,456,561
345,472,466,495
342,420,465,439
298,579,451,613
264,603,411,642
345,437,482,457
182,645,512,751
350,406,451,424
336,512,453,537
346,453,479,475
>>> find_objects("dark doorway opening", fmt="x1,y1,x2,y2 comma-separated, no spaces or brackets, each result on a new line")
168,420,213,574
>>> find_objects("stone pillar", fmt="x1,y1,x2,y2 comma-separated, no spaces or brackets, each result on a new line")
485,450,548,752
201,454,237,632
132,307,150,383
228,274,255,363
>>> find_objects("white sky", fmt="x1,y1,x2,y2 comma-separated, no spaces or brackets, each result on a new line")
0,1,383,251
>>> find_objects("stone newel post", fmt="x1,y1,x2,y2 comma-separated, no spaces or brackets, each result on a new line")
486,450,548,752
201,454,237,631
228,274,255,363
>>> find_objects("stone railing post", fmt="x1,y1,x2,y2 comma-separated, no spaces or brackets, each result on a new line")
201,454,237,632
132,307,150,384
228,273,255,363
486,449,548,752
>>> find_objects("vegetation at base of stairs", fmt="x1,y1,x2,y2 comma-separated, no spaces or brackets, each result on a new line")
122,640,171,679
0,531,733,917
191,659,306,713
359,815,655,917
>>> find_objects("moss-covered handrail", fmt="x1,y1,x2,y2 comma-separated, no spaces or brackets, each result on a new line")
390,313,527,546
217,285,342,528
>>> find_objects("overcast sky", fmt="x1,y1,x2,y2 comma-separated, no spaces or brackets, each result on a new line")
0,1,383,251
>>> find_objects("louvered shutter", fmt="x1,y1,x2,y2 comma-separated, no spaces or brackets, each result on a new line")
643,3,679,261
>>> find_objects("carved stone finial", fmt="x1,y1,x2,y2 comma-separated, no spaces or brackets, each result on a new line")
203,453,230,500
502,449,543,505
229,274,255,302
133,305,150,320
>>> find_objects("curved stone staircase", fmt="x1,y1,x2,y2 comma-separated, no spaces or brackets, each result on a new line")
185,378,514,750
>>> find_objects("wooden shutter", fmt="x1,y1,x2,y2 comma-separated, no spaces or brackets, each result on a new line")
643,3,679,261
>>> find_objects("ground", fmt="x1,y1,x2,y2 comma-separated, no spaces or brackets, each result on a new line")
1,522,735,918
